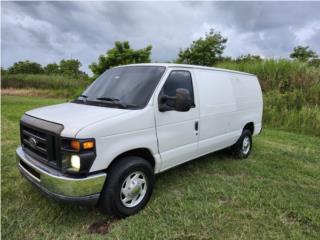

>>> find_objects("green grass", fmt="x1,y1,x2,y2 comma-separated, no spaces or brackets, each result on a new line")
263,91,320,136
2,96,320,239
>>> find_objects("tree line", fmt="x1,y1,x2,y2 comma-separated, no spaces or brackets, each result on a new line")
2,29,319,78
1,59,88,79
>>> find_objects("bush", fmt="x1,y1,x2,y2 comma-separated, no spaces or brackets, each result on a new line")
263,90,320,135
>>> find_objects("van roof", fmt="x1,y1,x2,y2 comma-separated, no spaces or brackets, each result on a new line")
119,63,256,77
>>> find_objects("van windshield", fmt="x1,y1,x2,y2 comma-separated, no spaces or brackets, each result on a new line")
76,66,166,109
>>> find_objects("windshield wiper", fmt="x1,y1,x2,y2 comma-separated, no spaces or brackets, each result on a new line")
75,94,88,103
96,97,128,108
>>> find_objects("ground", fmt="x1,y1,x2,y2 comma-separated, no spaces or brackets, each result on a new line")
1,96,320,239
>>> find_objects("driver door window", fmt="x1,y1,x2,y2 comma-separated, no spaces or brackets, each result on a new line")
161,70,195,107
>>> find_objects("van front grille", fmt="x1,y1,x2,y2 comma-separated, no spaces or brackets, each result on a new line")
20,115,64,169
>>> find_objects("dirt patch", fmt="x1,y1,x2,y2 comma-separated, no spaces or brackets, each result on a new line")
2,88,44,97
88,219,116,235
218,196,230,205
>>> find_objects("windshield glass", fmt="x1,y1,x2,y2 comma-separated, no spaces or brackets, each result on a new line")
80,66,166,109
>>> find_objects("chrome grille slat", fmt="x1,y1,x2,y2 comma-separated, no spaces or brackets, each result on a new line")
22,129,47,144
23,139,47,155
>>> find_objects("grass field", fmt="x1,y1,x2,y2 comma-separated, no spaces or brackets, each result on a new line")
1,95,320,239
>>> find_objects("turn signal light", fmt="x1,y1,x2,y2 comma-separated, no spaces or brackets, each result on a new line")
70,139,94,150
71,140,81,150
83,141,94,149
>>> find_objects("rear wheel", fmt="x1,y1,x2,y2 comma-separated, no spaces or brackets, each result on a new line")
98,156,154,218
231,129,252,159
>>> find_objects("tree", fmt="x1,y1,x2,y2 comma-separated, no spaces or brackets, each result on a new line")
89,41,152,77
1,67,7,75
7,60,43,74
308,58,320,68
176,29,227,66
236,54,262,62
44,63,60,75
289,46,318,62
59,59,87,78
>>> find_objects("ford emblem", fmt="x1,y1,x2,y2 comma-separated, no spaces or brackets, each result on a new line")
29,137,38,148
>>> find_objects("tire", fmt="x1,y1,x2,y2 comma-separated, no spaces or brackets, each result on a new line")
230,129,252,159
98,156,155,218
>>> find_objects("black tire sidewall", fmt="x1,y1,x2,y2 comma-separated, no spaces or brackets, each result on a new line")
234,129,252,158
99,156,154,218
113,163,154,216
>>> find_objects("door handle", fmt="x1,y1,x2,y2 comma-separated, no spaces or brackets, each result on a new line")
195,121,199,131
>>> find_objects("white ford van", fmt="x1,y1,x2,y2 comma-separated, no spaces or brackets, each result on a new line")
17,63,263,217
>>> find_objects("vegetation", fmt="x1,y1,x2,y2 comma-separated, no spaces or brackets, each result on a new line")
2,96,320,239
1,73,88,90
290,45,318,62
176,29,227,66
5,59,88,79
89,41,152,77
58,59,87,78
7,60,44,74
1,74,88,98
43,63,60,75
234,54,263,63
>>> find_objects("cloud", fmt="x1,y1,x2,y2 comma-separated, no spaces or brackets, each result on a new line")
1,1,320,74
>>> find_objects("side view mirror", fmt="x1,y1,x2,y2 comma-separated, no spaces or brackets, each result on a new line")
175,88,192,112
158,88,192,112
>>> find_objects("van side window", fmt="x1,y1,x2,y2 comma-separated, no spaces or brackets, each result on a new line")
162,70,195,106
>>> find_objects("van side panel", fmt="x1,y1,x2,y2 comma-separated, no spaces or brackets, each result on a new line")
194,69,263,157
230,75,263,136
194,69,239,155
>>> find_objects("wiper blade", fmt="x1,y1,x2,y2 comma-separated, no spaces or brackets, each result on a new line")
96,97,118,102
76,94,88,103
79,94,88,98
96,97,128,108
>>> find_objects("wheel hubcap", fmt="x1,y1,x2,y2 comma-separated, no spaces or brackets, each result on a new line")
120,171,147,208
242,136,251,155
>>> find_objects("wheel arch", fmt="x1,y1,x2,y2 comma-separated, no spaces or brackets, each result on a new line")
243,122,254,135
107,148,156,172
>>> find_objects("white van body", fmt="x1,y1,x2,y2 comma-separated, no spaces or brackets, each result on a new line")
17,63,263,215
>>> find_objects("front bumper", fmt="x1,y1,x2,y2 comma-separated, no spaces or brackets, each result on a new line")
16,146,106,205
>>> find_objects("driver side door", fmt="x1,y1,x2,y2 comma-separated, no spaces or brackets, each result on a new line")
155,69,200,171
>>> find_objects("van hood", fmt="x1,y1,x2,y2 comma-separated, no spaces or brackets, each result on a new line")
25,102,131,137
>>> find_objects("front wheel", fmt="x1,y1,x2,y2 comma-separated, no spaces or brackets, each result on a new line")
98,156,155,218
231,129,252,159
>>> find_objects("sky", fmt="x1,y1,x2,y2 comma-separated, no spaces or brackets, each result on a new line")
1,1,320,74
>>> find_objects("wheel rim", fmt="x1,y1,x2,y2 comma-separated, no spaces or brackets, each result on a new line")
120,171,147,208
242,136,251,155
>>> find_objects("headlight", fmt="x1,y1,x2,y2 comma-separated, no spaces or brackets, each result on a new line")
70,155,81,170
61,138,96,174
